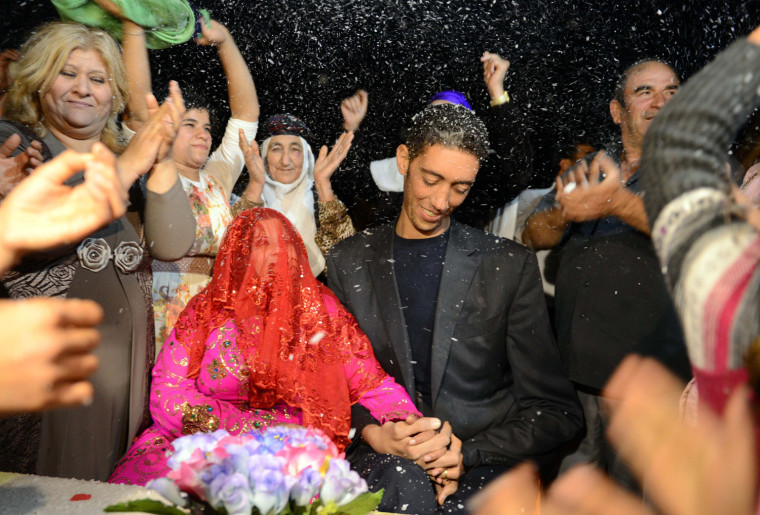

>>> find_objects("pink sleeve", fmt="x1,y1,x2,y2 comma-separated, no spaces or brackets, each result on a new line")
351,371,422,424
149,330,302,437
321,294,421,423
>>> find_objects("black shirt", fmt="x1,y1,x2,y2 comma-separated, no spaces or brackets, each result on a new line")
393,229,449,407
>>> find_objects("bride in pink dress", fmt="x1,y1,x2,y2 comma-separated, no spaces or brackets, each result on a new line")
109,208,420,485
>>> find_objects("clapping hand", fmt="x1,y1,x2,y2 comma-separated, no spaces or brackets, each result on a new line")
239,129,266,203
118,80,186,191
0,134,44,197
555,151,624,223
313,131,354,202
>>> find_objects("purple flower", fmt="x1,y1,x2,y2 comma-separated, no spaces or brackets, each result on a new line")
291,467,322,505
248,455,294,514
320,459,368,506
167,430,227,469
155,427,374,514
208,472,253,515
147,477,188,507
222,443,255,476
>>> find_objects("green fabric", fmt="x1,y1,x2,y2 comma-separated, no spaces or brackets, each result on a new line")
51,0,198,49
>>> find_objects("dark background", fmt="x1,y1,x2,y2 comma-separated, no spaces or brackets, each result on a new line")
3,0,760,207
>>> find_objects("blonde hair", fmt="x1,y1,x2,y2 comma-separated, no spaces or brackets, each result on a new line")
3,22,128,153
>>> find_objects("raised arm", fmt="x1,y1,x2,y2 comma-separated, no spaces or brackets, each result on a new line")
482,52,533,197
636,30,760,415
459,52,533,226
341,90,369,133
94,0,152,131
196,19,258,122
121,19,151,130
641,34,760,226
313,131,354,202
122,82,197,260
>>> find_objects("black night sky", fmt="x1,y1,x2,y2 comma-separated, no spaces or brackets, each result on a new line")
2,0,760,214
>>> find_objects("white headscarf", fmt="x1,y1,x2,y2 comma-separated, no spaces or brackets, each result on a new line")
260,136,324,276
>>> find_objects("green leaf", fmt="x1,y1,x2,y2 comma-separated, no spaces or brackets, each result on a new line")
104,498,187,514
286,503,309,515
335,490,384,515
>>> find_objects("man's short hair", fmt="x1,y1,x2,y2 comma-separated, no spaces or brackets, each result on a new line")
405,104,490,162
613,59,678,107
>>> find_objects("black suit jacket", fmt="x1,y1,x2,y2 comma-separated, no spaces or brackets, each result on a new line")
326,220,583,469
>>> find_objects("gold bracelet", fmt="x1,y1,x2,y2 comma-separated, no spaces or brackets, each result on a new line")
490,91,510,106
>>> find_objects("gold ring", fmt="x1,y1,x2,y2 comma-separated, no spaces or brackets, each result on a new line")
443,469,448,479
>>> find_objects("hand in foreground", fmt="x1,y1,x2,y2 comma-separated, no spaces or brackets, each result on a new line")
0,134,44,197
0,298,101,412
0,143,127,270
605,356,756,515
481,51,510,99
556,150,625,223
341,89,369,132
238,129,266,203
469,356,757,515
469,461,645,515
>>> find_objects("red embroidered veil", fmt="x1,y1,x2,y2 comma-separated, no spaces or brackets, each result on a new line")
172,208,385,448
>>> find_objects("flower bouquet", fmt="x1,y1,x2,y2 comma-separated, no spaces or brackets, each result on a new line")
106,426,383,515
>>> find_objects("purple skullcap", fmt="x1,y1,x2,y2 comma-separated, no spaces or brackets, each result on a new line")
428,90,472,110
261,113,311,139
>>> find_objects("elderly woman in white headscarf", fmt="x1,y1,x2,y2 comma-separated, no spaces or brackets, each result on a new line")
237,113,356,277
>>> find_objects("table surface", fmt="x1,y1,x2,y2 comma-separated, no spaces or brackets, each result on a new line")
0,472,402,514
0,472,166,514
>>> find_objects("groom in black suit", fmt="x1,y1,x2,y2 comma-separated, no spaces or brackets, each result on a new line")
327,104,582,513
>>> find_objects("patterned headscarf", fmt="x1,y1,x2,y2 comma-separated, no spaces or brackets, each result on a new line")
260,113,312,140
259,113,324,276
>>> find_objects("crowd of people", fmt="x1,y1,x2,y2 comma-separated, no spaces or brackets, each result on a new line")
2,5,760,515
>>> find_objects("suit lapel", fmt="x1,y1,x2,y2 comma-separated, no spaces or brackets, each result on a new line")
431,221,479,407
367,226,416,399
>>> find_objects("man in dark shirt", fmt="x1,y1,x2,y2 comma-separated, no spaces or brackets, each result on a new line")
522,59,691,481
327,103,582,513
